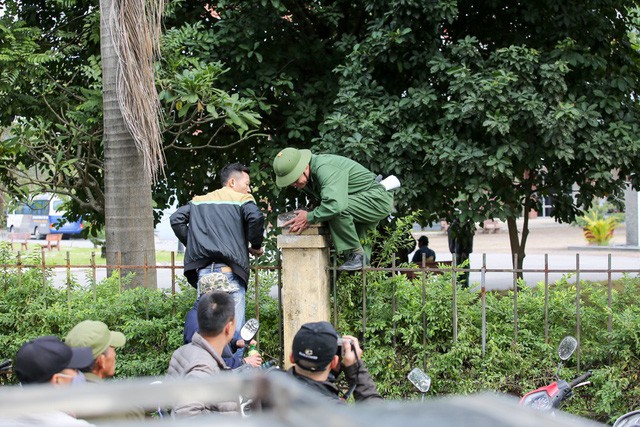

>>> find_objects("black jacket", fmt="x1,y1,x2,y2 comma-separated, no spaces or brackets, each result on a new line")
287,362,382,403
411,247,436,264
170,187,264,287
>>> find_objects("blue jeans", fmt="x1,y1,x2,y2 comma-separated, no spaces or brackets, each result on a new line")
196,265,246,333
186,264,246,366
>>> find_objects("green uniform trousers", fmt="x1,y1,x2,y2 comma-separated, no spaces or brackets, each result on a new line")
328,185,393,257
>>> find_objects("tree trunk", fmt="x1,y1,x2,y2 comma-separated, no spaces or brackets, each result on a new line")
100,0,157,289
506,199,532,283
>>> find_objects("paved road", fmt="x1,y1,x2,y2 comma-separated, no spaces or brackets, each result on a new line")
5,217,640,291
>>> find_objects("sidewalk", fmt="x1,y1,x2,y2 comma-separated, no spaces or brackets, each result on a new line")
415,217,637,258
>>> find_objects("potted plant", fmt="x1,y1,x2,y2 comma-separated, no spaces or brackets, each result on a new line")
576,205,623,246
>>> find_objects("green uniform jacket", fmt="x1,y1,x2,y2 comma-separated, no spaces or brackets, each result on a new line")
302,154,393,254
304,154,388,224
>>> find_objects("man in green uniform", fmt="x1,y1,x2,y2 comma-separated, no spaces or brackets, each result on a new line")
273,147,393,270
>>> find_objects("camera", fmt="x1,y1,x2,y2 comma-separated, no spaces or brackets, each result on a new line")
336,337,354,358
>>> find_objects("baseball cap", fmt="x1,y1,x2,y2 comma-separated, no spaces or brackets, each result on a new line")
65,320,126,359
292,321,338,372
14,336,94,384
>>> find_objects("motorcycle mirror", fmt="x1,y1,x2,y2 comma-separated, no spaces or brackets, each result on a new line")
557,336,578,361
240,318,260,342
613,409,640,427
407,368,431,393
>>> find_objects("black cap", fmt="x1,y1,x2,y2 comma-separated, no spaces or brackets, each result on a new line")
418,235,429,246
292,321,338,372
14,336,94,384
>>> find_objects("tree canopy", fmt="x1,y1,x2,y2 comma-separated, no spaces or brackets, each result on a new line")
170,0,640,266
2,0,640,267
0,0,265,228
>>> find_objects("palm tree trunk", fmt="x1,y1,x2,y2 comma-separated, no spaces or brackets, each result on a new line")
100,0,157,289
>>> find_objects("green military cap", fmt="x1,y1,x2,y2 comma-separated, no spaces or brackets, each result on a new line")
65,320,126,359
272,147,311,188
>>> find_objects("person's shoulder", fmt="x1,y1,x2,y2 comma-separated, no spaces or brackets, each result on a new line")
314,153,349,162
312,155,352,177
239,193,257,204
192,189,223,203
193,188,256,204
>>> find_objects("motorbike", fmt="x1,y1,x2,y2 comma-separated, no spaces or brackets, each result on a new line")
613,410,640,427
407,367,431,402
520,336,592,412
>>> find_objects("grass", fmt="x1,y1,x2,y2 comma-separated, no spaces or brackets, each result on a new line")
6,246,184,266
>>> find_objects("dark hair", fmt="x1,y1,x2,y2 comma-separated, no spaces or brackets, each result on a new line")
197,291,235,336
418,235,429,246
220,163,249,187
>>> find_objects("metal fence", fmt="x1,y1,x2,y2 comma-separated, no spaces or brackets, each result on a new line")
1,249,639,371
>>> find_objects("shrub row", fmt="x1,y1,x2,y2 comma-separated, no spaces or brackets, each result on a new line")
1,242,639,423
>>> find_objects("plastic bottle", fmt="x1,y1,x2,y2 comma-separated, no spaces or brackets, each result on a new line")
246,344,259,357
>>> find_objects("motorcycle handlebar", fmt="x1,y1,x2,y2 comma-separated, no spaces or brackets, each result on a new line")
568,371,592,388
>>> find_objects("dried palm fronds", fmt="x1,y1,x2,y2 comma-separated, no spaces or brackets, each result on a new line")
107,0,165,183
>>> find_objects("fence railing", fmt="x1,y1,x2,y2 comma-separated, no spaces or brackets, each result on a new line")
1,249,639,371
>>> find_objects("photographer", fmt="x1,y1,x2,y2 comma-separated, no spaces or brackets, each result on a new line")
288,321,382,403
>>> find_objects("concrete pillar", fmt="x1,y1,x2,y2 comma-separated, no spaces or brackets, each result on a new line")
625,184,639,247
277,218,330,369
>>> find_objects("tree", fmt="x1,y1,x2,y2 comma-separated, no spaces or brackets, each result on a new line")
99,0,164,288
4,0,640,278
198,0,640,273
316,0,640,274
0,1,265,285
0,2,105,220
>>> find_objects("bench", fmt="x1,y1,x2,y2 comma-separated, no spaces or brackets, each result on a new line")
41,234,62,251
405,260,453,279
9,233,30,251
482,219,501,234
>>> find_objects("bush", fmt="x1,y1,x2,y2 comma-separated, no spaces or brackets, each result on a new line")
0,241,194,383
1,240,640,424
328,266,640,423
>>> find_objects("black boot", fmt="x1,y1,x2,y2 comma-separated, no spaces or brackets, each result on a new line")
338,252,364,271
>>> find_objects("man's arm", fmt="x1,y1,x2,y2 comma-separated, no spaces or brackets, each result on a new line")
242,201,265,249
170,204,191,246
342,362,383,401
340,336,383,402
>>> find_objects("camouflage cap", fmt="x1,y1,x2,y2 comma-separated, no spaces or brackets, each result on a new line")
198,272,239,295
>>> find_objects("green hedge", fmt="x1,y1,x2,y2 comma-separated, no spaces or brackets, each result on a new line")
332,267,640,423
1,241,640,424
0,247,195,380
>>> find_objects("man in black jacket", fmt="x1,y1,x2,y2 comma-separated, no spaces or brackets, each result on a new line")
170,163,264,359
288,321,382,403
